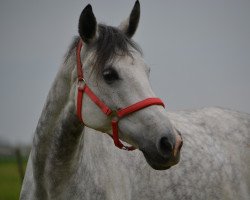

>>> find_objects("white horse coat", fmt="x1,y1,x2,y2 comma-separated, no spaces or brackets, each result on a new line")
20,1,250,199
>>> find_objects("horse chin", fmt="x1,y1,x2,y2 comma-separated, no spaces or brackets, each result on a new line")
147,162,172,170
141,150,180,171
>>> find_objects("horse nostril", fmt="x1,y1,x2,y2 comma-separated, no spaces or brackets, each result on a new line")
179,139,183,150
158,137,173,158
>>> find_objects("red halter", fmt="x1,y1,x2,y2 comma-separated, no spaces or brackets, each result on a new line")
76,40,165,151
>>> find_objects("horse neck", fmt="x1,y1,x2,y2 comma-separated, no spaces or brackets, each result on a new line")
31,42,85,197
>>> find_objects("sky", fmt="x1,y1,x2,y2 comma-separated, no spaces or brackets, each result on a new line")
0,0,250,145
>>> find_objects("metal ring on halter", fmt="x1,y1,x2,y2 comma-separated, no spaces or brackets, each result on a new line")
78,77,86,84
111,111,119,119
78,78,86,90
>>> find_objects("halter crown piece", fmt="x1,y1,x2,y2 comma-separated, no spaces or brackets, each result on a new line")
76,40,165,151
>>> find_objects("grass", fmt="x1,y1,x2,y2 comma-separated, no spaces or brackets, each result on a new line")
0,158,27,200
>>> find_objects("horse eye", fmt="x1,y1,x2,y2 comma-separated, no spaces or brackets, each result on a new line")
102,68,120,84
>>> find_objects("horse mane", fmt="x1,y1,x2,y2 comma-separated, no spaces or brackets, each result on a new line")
64,24,142,75
64,36,80,63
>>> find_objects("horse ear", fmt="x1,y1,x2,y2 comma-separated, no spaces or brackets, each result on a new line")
118,0,140,38
78,4,97,44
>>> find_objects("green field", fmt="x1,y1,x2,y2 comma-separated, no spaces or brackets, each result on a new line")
0,158,27,200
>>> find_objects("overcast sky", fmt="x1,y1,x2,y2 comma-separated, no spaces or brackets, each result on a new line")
0,0,250,145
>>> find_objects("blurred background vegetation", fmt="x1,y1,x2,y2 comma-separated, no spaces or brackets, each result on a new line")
0,141,29,200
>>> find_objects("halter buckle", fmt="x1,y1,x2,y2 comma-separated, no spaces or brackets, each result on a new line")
122,146,128,150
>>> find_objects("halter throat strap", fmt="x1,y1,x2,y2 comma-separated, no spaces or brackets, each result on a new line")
76,40,165,151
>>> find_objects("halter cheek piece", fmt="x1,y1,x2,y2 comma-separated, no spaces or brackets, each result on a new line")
76,40,165,151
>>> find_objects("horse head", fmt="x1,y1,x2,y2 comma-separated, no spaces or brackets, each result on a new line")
74,1,182,170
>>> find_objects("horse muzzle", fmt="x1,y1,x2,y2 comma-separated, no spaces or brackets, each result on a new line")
141,129,183,170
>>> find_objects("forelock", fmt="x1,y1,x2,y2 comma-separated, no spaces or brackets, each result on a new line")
89,24,142,74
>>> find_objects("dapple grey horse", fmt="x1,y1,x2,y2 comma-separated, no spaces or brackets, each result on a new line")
20,1,250,199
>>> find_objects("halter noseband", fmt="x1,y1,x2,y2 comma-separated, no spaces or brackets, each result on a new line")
76,40,165,151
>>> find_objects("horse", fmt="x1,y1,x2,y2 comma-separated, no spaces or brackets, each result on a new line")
20,1,250,199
